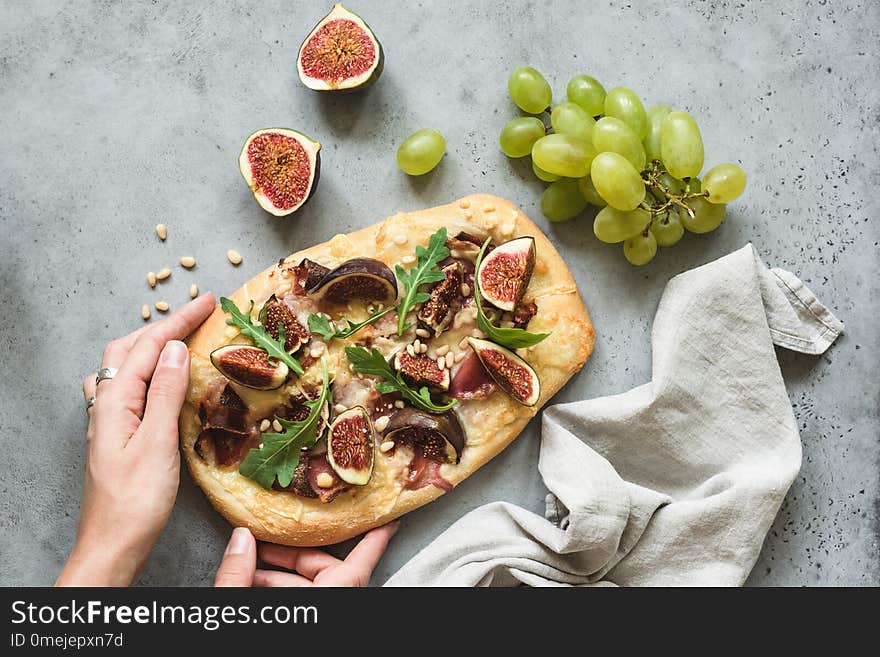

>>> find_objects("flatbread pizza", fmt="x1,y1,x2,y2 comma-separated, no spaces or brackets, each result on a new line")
180,193,594,545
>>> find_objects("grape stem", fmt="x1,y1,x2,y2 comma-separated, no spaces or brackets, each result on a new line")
640,160,708,220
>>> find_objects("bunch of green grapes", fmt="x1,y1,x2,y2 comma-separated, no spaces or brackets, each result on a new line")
501,67,747,265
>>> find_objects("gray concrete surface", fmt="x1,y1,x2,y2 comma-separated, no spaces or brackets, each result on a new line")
0,0,877,586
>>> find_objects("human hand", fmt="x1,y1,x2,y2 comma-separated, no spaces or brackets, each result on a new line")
56,294,216,586
213,524,399,587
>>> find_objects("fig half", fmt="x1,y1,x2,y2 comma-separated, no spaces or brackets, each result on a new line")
210,345,288,390
418,261,462,337
467,337,540,406
239,128,321,217
383,408,464,464
297,3,384,92
393,350,450,392
476,236,536,311
260,295,310,352
326,406,375,485
308,257,398,305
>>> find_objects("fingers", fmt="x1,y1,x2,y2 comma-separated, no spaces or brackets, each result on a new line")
113,294,215,391
133,341,190,451
214,527,256,587
253,569,312,588
341,523,399,582
258,543,340,580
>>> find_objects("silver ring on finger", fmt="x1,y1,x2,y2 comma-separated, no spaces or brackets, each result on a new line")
96,367,118,385
85,395,96,410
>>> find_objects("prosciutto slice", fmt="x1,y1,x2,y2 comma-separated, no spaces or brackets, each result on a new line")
307,455,350,503
449,351,496,400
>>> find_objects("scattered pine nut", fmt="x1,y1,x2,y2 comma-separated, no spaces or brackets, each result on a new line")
272,419,283,432
374,416,390,432
155,224,167,240
141,304,151,320
459,337,470,350
259,419,271,432
406,344,415,357
309,345,324,358
460,283,471,297
155,301,170,312
401,255,416,265
394,400,405,409
437,357,446,370
189,284,199,299
379,440,395,453
316,472,334,488
459,199,471,209
501,223,515,237
463,210,473,220
413,339,421,352
419,342,428,353
445,352,455,369
415,328,430,338
224,327,238,339
179,256,196,269
483,204,496,213
393,234,407,245
334,403,347,414
227,249,242,265
147,271,157,288
435,344,450,357
156,268,172,281
454,351,466,363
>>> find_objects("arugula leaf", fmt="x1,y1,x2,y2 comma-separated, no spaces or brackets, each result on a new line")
395,227,450,335
220,297,304,377
344,346,456,413
307,306,396,342
238,357,331,488
473,239,551,350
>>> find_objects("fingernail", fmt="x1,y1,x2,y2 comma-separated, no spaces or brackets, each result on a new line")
226,527,251,555
159,340,188,368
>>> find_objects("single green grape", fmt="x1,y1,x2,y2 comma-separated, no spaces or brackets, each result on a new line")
593,117,647,171
604,87,648,139
551,102,596,143
577,176,606,207
623,231,658,265
590,151,646,211
499,117,546,158
649,211,685,247
702,163,747,203
541,179,588,222
686,176,701,193
566,75,606,116
660,111,704,179
681,197,726,233
532,134,595,179
657,172,686,195
396,128,445,175
643,104,671,162
533,159,562,182
593,206,650,243
508,66,552,114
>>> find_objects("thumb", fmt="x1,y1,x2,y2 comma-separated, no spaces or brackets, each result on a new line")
137,340,190,448
214,528,256,587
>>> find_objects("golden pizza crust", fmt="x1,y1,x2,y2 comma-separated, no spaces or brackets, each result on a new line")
181,194,595,546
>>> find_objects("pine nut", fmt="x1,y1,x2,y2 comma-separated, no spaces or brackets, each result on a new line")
147,272,157,288
415,328,430,338
374,416,390,432
227,249,242,265
377,303,384,310
179,256,196,269
401,255,416,265
316,472,334,488
394,400,405,409
463,210,473,219
454,351,466,363
436,344,450,357
259,419,271,432
272,419,283,432
155,224,167,240
393,234,407,245
155,301,169,312
156,268,171,281
406,344,415,357
459,338,470,350
459,199,471,209
309,345,324,358
437,358,446,370
445,352,455,369
420,342,428,353
483,204,496,213
189,284,199,298
379,440,395,453
224,327,238,339
501,223,515,237
140,304,151,320
334,403,347,414
460,283,471,296
413,339,421,352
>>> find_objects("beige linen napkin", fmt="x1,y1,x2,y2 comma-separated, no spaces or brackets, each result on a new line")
385,244,843,586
